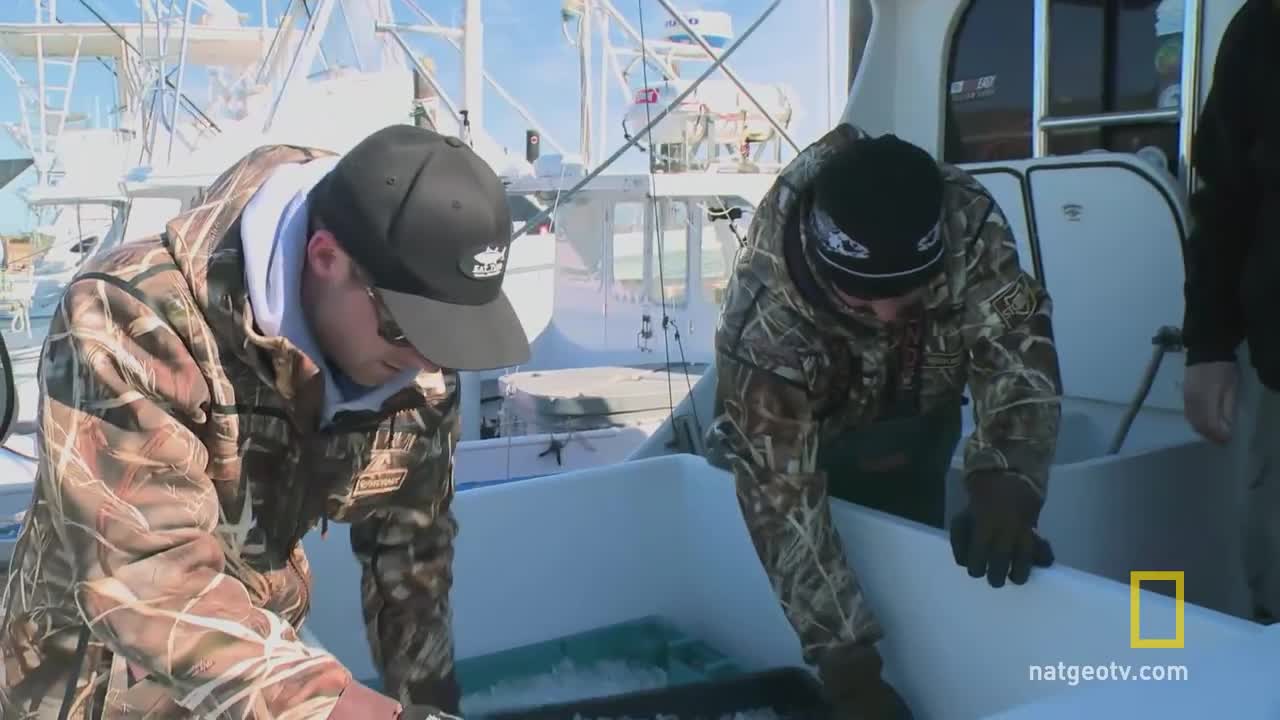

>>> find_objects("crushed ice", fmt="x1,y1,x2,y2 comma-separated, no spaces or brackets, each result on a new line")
458,659,786,719
568,707,783,712
459,658,669,716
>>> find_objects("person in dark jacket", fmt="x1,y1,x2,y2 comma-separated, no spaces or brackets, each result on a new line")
1181,0,1280,623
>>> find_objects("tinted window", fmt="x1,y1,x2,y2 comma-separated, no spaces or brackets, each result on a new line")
944,0,1034,163
1045,0,1180,168
648,200,688,307
945,0,1183,172
1048,0,1177,116
700,200,750,305
612,201,646,301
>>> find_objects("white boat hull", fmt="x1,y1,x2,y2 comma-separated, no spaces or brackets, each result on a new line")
300,454,1268,718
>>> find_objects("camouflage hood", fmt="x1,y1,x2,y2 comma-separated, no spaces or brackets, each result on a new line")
165,145,333,413
240,151,420,424
163,144,423,428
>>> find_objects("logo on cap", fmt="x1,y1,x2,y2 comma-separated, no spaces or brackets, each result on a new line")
812,206,871,260
822,230,870,260
464,245,508,279
916,223,940,252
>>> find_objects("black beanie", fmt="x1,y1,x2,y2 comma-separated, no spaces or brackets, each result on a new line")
805,134,946,299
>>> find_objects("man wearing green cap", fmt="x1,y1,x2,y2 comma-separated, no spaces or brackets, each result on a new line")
704,125,1063,717
0,124,529,719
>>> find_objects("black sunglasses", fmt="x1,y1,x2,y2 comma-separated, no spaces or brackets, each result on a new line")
364,285,414,348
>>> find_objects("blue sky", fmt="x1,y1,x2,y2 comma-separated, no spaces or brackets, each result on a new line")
0,0,850,233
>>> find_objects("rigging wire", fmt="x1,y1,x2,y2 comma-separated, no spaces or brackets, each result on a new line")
635,0,702,446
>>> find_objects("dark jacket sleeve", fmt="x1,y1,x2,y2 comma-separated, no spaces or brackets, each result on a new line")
1182,3,1261,364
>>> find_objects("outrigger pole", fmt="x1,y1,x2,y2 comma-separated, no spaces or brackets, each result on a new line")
509,0,784,243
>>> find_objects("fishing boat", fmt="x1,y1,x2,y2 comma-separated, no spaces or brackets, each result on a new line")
0,0,811,490
5,0,1275,717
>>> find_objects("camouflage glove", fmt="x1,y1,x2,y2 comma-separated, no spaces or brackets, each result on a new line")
950,471,1054,587
399,705,463,720
818,644,914,719
328,680,401,719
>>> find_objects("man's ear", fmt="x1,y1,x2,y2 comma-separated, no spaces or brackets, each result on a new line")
304,230,348,281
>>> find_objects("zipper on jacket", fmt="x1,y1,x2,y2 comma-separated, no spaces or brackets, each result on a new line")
55,626,92,720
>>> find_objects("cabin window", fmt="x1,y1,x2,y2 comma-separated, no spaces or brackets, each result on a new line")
1043,0,1181,168
944,0,1034,163
945,0,1183,173
611,201,646,302
507,195,543,225
648,199,688,308
700,200,748,305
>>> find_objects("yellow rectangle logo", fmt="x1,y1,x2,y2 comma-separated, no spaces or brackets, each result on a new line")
1130,570,1184,649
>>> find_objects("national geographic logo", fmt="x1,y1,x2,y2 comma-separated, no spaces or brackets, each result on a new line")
1130,570,1184,649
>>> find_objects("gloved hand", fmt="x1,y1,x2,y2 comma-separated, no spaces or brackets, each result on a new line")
399,705,463,720
327,680,402,719
1183,360,1237,445
818,643,914,719
950,471,1054,587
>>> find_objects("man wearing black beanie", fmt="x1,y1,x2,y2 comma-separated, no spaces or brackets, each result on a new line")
704,125,1063,718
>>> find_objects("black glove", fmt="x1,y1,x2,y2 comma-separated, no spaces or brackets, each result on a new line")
818,644,915,720
949,471,1054,587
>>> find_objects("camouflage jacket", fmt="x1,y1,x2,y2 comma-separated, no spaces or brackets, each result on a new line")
705,124,1062,654
0,146,462,719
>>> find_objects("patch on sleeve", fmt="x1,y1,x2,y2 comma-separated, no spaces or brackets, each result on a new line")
923,348,963,370
989,274,1038,329
353,468,409,498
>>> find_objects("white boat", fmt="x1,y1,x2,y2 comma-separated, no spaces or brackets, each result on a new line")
296,454,1270,718
1,0,811,490
0,0,297,418
0,0,285,319
452,169,772,487
451,0,807,486
0,0,541,447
